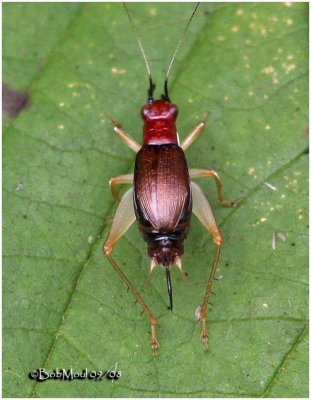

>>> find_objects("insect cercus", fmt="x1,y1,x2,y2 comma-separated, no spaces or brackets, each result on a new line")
103,3,239,355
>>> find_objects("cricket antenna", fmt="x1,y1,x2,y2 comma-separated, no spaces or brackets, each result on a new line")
162,2,200,102
166,268,173,311
123,3,155,103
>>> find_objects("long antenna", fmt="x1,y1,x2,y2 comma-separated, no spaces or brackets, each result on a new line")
123,3,155,102
163,2,200,101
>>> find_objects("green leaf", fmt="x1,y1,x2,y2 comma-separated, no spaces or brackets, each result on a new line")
3,3,308,397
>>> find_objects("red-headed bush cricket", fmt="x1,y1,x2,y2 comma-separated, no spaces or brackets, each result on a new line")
103,3,239,355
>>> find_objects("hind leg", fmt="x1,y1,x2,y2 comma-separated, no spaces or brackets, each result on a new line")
191,182,223,350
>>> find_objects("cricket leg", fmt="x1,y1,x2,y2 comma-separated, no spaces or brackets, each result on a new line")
109,174,133,202
191,181,223,351
114,126,141,153
102,112,141,152
180,114,208,151
189,168,241,207
103,188,159,354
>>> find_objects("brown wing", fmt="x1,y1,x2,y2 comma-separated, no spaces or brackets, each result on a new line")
134,144,191,232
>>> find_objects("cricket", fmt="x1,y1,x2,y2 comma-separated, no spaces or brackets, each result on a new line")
103,3,239,355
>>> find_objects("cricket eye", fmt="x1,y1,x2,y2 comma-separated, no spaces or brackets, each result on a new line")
141,105,150,120
169,104,178,118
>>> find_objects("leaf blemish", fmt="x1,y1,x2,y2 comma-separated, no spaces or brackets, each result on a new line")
3,83,29,118
261,66,274,74
264,182,277,191
111,67,126,75
269,16,279,23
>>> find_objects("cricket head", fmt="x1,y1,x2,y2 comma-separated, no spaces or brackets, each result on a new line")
141,100,179,145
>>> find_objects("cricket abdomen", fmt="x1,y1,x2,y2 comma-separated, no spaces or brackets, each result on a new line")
133,143,192,266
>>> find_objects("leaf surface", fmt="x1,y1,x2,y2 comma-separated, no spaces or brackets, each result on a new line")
3,3,308,397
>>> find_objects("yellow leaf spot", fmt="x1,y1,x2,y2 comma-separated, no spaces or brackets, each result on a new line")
269,16,278,22
262,66,274,75
111,67,126,75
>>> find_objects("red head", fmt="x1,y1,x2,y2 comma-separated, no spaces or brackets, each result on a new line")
141,99,179,145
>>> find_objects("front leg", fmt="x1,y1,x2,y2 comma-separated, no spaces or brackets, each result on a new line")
114,126,141,153
102,112,141,152
180,114,208,151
